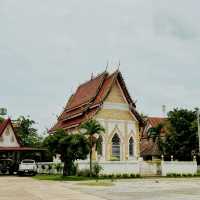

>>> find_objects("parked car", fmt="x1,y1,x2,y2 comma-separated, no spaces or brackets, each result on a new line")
18,159,37,176
0,159,17,175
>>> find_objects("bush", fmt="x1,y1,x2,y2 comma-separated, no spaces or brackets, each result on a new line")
93,163,103,177
77,169,91,177
54,163,63,174
122,173,129,178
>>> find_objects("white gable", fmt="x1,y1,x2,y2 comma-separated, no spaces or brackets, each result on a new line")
0,125,20,147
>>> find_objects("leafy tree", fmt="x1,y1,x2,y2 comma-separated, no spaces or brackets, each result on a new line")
15,116,42,147
162,108,198,161
0,117,4,123
148,123,165,153
80,119,105,176
43,129,89,176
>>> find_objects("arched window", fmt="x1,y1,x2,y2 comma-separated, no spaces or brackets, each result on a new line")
112,134,120,160
97,135,103,156
129,137,134,157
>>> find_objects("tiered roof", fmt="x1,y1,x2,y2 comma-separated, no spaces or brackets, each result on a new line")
50,70,144,132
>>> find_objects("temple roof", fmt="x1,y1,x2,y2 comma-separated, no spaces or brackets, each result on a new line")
50,70,144,132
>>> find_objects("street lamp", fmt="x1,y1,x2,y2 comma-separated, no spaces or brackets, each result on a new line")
197,108,200,153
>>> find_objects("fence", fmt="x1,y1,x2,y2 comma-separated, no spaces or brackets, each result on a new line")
161,161,197,176
77,160,140,175
36,160,198,176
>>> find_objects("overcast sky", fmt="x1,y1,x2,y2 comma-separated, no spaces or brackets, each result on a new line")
0,0,200,132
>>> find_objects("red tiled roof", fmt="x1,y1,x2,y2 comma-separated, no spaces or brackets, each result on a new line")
66,72,107,110
0,118,11,136
50,70,144,133
148,117,166,128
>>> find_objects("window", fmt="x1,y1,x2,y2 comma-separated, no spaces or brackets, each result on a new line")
97,136,103,156
112,134,120,160
129,137,134,157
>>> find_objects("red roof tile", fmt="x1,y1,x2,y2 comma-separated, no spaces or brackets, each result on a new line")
148,117,166,128
0,118,11,136
66,72,107,110
49,70,144,133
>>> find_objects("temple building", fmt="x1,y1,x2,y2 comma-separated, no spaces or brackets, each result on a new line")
50,70,144,161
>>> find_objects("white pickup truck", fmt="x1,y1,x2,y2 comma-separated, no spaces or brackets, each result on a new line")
18,159,37,176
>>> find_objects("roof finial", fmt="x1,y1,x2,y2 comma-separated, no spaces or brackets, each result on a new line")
91,72,94,80
117,60,120,71
105,60,109,72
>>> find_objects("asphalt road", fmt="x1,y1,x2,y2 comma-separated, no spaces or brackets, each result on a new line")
68,178,200,200
0,176,104,200
2,176,200,200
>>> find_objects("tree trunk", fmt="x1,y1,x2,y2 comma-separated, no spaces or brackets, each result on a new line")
89,149,92,176
63,160,68,176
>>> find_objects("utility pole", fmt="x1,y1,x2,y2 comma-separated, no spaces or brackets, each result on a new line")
197,108,200,153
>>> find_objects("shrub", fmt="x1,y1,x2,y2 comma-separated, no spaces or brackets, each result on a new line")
48,164,53,175
77,169,91,177
116,174,122,178
130,174,135,178
54,163,63,174
122,173,129,178
93,163,103,177
135,174,141,178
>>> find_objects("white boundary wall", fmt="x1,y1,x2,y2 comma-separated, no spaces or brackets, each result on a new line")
36,160,198,176
161,161,197,176
77,161,140,175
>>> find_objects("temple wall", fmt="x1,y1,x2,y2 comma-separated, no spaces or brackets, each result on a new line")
94,80,140,161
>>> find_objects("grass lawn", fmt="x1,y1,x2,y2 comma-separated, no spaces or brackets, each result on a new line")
77,181,115,186
33,175,95,181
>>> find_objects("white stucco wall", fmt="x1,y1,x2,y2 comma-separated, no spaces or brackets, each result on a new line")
161,161,197,176
77,161,140,175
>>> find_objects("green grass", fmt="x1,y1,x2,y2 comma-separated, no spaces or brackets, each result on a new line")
33,175,95,181
77,181,114,187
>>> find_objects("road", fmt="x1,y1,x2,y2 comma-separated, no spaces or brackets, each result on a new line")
0,176,104,200
1,176,200,200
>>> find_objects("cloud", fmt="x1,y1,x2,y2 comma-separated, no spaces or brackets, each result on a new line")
0,0,200,132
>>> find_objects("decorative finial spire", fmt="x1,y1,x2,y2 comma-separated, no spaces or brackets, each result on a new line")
105,60,109,72
117,60,120,71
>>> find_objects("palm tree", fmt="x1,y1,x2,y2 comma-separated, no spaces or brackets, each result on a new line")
148,123,165,153
80,119,105,176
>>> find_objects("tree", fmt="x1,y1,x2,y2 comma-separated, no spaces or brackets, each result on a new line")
80,119,105,176
148,123,165,153
162,108,198,161
43,129,89,176
15,116,42,147
0,117,4,123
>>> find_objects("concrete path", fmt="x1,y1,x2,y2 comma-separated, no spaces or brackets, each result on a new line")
69,178,200,200
0,176,105,200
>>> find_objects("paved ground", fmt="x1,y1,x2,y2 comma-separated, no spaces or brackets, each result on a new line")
0,176,104,200
1,177,200,200
68,178,200,200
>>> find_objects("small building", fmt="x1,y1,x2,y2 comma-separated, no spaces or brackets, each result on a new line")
140,117,166,160
0,118,43,160
50,70,144,161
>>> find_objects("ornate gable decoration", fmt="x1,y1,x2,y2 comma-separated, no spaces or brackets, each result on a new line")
50,70,144,133
0,119,21,147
